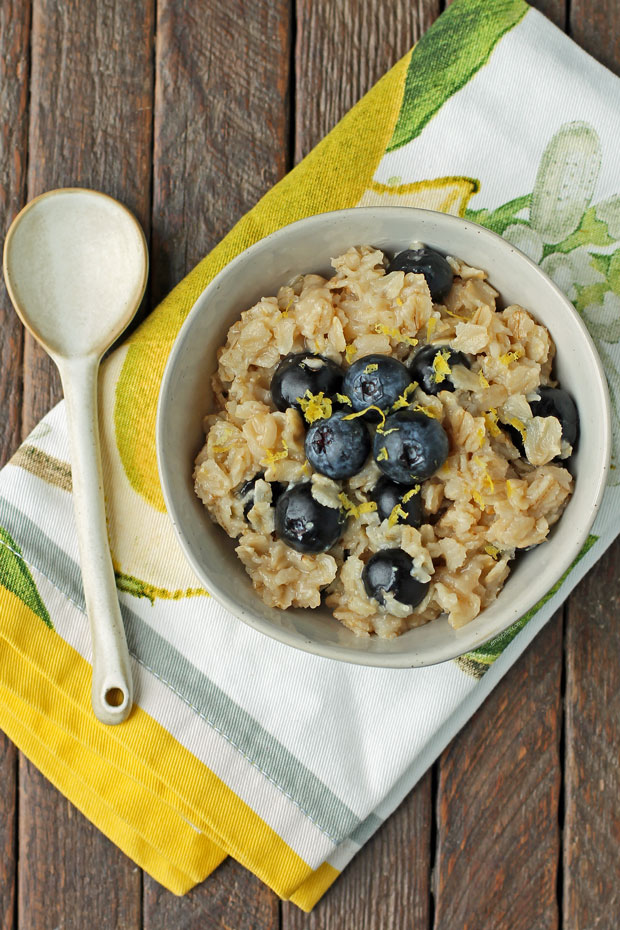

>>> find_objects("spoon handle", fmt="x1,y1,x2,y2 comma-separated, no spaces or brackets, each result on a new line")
58,355,133,725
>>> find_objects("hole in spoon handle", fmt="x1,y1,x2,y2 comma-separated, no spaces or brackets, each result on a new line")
92,674,132,725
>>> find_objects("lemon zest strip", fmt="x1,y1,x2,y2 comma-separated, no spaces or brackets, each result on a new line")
297,390,332,424
499,348,524,365
391,381,418,411
388,503,408,527
260,439,289,468
344,406,386,431
411,403,438,419
431,349,452,384
484,543,501,560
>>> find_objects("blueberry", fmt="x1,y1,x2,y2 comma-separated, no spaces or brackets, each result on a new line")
387,246,453,300
342,354,413,419
271,353,343,413
530,386,579,448
305,409,371,479
238,472,286,519
362,549,429,609
374,410,449,484
409,344,470,395
274,483,344,553
371,477,424,527
504,386,579,459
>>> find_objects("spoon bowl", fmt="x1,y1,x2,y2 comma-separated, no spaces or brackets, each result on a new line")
4,188,148,724
4,188,148,360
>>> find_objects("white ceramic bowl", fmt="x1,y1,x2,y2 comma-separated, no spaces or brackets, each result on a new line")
157,207,610,667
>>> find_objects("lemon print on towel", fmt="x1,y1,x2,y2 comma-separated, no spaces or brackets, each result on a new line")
101,347,208,599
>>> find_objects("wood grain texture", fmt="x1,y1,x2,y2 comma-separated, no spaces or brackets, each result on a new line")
564,539,620,928
19,1,155,927
0,736,16,930
570,0,620,75
150,0,292,308
294,0,441,163
22,0,156,434
0,0,29,462
282,772,433,930
141,0,292,920
0,4,30,927
144,858,279,930
18,757,141,930
434,614,563,930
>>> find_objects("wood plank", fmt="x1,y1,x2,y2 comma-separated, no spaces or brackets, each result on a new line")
143,858,279,930
294,0,440,163
569,0,620,75
0,3,31,928
522,0,566,28
434,613,563,930
0,737,16,930
23,0,155,434
149,0,293,309
18,757,142,930
19,1,155,926
282,773,433,929
0,0,28,464
144,0,291,918
564,539,620,928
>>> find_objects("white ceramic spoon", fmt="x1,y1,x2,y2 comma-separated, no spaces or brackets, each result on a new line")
3,188,148,725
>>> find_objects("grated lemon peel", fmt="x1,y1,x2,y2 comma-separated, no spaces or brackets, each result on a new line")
478,370,490,388
426,317,438,342
344,344,357,364
473,456,494,492
344,405,387,431
402,485,420,503
260,439,289,468
411,403,439,419
388,503,408,527
374,323,418,346
364,363,379,374
298,389,332,424
377,446,389,461
508,417,527,442
499,348,524,366
484,543,501,560
484,408,501,437
431,349,452,384
443,307,469,321
335,393,352,406
471,487,485,507
391,381,418,411
338,492,377,519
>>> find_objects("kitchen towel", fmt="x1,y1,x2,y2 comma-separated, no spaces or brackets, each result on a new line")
1,0,620,910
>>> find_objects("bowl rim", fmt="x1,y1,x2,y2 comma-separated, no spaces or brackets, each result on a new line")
156,206,611,668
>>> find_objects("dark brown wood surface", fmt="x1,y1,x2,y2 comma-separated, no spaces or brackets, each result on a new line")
0,1,618,928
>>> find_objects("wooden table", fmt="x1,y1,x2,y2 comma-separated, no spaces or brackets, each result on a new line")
1,1,619,927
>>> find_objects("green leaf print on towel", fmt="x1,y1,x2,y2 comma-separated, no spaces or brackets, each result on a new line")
388,0,528,152
456,534,598,678
0,527,54,630
465,120,620,474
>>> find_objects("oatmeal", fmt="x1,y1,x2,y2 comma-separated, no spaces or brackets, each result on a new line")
194,244,577,637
